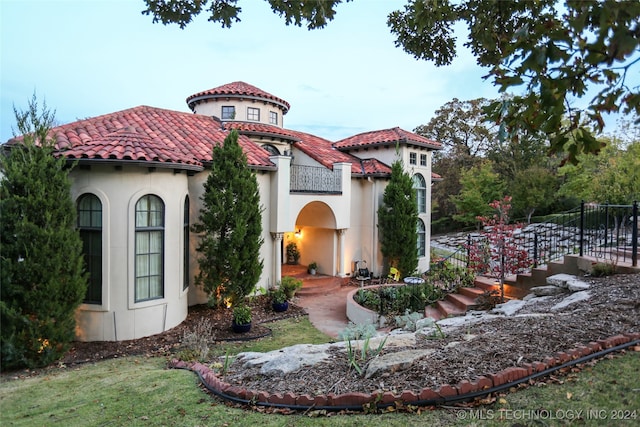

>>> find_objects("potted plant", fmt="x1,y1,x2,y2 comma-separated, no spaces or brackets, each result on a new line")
270,288,289,312
280,276,303,300
286,242,300,265
308,262,318,275
231,304,252,333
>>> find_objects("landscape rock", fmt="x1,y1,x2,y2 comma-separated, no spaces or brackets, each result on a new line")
530,285,567,296
551,291,591,311
546,273,576,288
567,280,591,292
238,343,338,376
546,273,591,292
491,299,528,316
365,349,435,379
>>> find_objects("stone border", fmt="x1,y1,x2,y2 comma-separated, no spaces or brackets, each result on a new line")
169,332,640,411
346,283,415,327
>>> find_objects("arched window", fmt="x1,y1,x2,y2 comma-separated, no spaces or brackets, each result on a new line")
183,196,190,291
77,194,102,304
417,219,426,257
135,195,164,302
412,174,426,213
262,144,280,156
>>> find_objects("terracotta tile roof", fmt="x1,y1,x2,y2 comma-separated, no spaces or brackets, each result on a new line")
432,172,443,181
225,122,300,143
60,126,203,169
359,158,392,176
186,81,291,114
8,106,275,170
286,129,366,174
334,127,442,151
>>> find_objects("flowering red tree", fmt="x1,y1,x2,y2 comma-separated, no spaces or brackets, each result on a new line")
467,196,532,301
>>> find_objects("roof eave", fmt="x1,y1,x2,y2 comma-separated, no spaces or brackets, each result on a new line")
187,94,290,114
62,157,204,172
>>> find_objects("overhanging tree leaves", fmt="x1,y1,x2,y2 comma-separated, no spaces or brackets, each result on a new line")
192,129,264,307
389,0,640,165
142,0,350,29
144,1,638,166
378,160,418,277
0,95,87,370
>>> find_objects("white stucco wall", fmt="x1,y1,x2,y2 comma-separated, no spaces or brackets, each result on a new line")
71,165,190,341
193,99,285,127
187,167,276,305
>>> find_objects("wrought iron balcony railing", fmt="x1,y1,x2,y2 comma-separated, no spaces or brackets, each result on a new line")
290,164,342,194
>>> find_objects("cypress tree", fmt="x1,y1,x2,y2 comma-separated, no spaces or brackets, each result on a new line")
1,96,87,370
192,130,264,306
378,160,419,277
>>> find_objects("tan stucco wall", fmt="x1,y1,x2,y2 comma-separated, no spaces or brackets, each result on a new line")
67,133,435,341
193,99,285,127
71,165,189,341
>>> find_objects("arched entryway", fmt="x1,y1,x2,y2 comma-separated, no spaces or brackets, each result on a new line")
284,201,338,276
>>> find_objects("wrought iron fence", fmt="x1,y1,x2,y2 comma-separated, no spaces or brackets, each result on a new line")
435,201,638,270
290,164,342,194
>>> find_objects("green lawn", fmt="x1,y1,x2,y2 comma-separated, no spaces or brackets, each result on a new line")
1,318,638,426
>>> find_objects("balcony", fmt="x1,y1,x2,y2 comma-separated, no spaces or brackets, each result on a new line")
290,164,342,194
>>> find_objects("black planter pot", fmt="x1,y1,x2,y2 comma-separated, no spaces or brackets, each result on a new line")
272,301,289,313
231,321,252,333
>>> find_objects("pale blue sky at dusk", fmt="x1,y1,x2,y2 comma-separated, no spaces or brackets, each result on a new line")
3,0,617,145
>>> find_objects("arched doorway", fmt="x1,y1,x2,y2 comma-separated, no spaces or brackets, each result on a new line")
284,201,338,276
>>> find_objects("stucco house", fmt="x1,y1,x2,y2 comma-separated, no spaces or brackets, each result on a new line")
5,82,442,342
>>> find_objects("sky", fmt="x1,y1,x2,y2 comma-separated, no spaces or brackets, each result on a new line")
2,0,506,144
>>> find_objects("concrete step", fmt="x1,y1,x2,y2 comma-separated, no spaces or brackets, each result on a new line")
296,277,342,297
473,276,500,291
424,306,443,321
446,293,479,311
458,286,485,300
472,276,527,299
435,299,466,318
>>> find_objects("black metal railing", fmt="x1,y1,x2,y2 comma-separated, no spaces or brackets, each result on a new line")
437,201,638,270
290,164,342,194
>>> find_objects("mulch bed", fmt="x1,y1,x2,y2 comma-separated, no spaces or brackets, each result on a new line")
3,274,639,401
59,296,307,367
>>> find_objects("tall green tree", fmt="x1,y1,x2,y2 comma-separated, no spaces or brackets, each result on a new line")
451,161,504,228
143,1,640,164
415,98,497,160
414,98,494,227
192,130,264,307
511,165,559,224
559,138,640,204
378,160,418,277
1,95,87,370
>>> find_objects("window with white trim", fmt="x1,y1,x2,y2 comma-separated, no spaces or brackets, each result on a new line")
247,107,260,121
420,153,427,166
221,106,235,120
269,111,278,125
77,193,102,304
412,174,427,213
409,152,417,165
135,195,164,302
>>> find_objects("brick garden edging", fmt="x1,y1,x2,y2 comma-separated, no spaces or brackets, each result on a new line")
169,332,640,411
